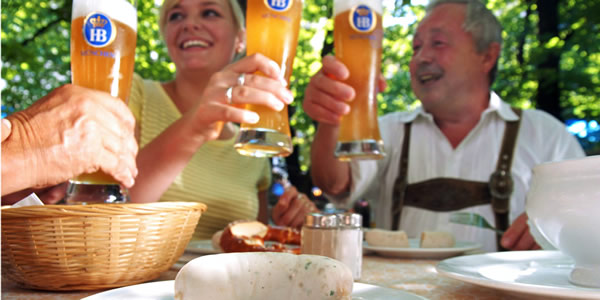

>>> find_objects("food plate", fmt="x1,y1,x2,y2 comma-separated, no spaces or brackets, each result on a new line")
82,280,427,300
436,250,600,300
363,239,480,259
185,239,220,255
185,240,300,255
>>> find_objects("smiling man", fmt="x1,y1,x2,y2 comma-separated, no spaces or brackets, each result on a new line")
302,0,585,252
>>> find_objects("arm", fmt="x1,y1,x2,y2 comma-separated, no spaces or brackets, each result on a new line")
303,55,356,195
1,184,68,205
1,84,138,196
129,54,293,203
257,189,269,224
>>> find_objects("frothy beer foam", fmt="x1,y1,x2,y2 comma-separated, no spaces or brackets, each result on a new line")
333,0,383,17
72,0,137,32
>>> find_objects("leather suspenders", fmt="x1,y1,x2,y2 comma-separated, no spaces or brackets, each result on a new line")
391,122,411,231
391,109,522,250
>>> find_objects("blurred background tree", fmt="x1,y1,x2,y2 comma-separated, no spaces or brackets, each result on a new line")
2,0,599,197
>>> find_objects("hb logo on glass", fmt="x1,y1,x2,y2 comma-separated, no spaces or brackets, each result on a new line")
83,13,116,47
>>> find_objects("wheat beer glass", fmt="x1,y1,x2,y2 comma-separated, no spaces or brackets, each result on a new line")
64,0,137,204
233,0,303,157
333,0,385,160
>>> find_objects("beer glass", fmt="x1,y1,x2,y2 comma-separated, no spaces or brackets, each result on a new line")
333,0,385,160
233,0,303,157
64,0,137,204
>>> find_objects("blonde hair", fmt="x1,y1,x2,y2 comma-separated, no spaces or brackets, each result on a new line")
158,0,245,39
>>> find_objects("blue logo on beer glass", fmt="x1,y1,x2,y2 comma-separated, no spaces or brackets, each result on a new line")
83,13,116,47
350,5,376,33
264,0,292,12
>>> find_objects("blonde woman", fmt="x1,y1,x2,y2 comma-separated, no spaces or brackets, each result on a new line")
128,0,315,239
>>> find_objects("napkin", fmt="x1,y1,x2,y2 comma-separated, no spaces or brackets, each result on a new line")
11,193,44,208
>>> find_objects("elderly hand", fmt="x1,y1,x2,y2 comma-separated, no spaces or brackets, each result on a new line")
1,84,138,195
303,55,355,126
272,185,318,229
183,53,294,142
501,213,541,250
303,55,387,126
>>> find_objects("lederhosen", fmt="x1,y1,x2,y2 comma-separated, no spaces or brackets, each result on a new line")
391,109,522,251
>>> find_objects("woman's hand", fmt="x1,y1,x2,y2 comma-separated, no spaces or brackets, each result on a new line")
183,53,294,142
272,185,318,229
2,84,138,195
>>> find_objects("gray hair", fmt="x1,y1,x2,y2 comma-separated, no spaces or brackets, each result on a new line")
426,0,502,85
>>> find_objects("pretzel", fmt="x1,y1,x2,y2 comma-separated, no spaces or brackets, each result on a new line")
219,220,301,254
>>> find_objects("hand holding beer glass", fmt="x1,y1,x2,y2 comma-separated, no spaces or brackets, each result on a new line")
64,0,138,204
234,0,303,157
333,0,385,160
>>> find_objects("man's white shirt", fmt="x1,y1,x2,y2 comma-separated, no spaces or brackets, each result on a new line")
334,92,585,252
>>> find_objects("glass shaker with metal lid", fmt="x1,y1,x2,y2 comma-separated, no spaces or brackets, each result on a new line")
336,212,363,279
301,213,338,259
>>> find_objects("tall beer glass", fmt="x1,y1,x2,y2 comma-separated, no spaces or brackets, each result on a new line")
64,0,137,204
333,0,385,160
233,0,303,157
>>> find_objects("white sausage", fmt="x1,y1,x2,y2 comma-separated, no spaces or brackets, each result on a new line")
174,252,353,300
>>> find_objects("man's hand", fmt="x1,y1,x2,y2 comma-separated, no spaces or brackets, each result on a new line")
2,84,138,195
501,213,541,250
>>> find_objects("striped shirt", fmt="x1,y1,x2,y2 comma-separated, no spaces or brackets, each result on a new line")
129,74,271,239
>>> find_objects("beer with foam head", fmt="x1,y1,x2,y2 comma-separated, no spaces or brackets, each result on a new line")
234,0,303,157
333,0,385,160
70,0,137,184
65,0,137,204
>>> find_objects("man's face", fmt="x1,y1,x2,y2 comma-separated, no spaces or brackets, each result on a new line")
409,3,489,112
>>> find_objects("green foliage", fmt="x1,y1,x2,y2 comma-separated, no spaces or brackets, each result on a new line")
2,0,599,166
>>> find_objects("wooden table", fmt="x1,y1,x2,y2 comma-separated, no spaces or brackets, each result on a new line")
1,252,523,299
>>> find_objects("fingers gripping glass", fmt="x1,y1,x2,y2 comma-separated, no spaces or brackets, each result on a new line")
233,0,303,158
64,0,138,204
333,0,385,161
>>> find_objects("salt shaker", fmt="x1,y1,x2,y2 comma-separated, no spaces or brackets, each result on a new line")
301,213,338,258
336,213,363,279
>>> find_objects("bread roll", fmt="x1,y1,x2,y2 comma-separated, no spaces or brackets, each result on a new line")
365,228,409,247
419,231,455,248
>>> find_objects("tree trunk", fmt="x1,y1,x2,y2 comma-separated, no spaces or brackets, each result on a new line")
535,0,562,121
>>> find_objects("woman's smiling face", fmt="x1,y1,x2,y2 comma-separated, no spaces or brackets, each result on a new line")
164,0,244,74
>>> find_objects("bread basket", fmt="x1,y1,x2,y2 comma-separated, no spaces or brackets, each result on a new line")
1,202,206,291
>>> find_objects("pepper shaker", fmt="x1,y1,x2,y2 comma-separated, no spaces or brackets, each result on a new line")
301,213,338,258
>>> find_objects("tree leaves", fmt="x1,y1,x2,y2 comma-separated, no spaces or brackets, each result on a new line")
1,0,598,159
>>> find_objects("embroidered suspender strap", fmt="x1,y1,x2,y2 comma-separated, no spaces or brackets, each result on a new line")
403,178,490,211
391,122,412,231
489,108,523,250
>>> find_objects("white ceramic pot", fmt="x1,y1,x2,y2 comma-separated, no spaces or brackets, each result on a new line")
526,155,600,287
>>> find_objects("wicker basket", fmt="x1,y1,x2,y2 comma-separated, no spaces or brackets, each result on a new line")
1,202,206,291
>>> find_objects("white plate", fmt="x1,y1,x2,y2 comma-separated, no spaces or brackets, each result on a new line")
436,250,600,300
185,239,220,255
82,280,427,300
364,239,480,259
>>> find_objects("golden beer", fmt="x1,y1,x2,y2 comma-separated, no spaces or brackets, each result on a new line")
70,0,137,184
334,0,385,160
234,0,303,157
65,0,137,204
